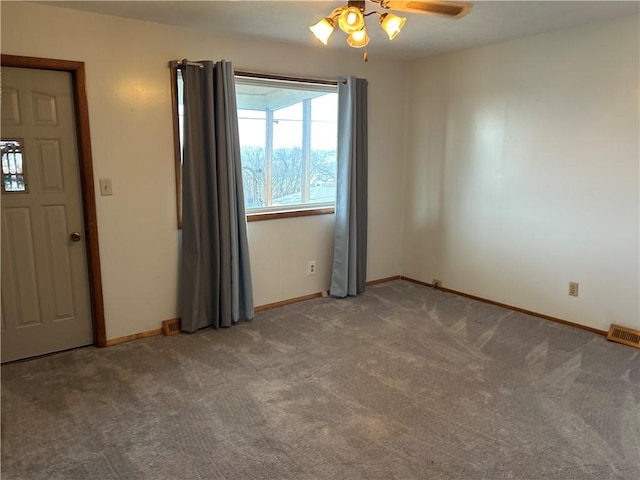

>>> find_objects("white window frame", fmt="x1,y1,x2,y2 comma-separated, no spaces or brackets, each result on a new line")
235,73,338,220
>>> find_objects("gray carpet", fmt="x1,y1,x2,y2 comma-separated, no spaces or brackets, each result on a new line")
2,280,639,479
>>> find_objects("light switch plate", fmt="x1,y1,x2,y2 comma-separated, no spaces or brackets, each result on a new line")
99,178,113,196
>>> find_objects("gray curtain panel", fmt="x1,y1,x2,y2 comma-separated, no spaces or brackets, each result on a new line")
180,60,254,332
330,76,368,298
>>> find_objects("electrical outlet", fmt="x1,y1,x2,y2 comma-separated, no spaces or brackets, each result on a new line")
307,261,317,276
569,282,579,297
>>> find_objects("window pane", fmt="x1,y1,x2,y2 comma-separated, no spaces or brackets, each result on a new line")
1,140,27,193
273,103,303,205
238,109,266,208
236,77,338,212
310,93,337,204
177,70,184,162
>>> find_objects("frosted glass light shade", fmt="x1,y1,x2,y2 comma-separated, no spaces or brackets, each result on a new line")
309,18,335,45
338,7,365,34
380,13,406,40
347,28,369,48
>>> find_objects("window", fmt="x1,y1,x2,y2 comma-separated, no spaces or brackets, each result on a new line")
172,69,338,223
235,76,338,214
1,139,27,193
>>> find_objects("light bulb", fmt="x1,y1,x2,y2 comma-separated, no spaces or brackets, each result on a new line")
347,28,369,48
380,13,406,40
338,6,365,34
309,18,335,45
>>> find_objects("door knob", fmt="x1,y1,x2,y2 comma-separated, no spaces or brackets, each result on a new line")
70,232,82,242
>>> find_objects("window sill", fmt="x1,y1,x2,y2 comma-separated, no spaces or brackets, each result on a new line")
247,207,335,222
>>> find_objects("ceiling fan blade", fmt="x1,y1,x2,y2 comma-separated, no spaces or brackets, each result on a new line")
383,1,471,19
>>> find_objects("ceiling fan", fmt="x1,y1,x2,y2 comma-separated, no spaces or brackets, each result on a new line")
310,0,471,58
375,0,471,18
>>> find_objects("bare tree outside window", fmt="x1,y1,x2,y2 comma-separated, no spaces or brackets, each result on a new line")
236,77,338,212
172,69,338,223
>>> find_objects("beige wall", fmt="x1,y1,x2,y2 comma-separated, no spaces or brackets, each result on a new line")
402,15,640,331
1,2,407,339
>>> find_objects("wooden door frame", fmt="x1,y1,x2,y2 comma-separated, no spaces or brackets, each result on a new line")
1,54,107,348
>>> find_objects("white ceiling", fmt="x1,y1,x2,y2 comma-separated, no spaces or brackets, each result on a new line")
40,0,640,60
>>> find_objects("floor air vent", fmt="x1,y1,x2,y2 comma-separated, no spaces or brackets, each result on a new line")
607,324,640,349
162,318,181,336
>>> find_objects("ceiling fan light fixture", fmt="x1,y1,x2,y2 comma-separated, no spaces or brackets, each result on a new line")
310,0,467,57
309,17,335,45
338,6,366,34
346,28,370,48
379,12,406,40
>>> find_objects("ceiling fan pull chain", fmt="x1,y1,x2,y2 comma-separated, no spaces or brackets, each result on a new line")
364,50,369,62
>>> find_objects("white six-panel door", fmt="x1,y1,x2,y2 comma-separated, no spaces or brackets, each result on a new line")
1,67,93,362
